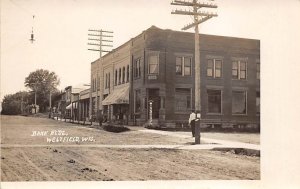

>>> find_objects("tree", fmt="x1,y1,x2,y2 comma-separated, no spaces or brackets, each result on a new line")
24,69,60,112
1,91,30,115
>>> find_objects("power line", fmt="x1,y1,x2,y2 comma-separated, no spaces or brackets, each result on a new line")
87,29,114,58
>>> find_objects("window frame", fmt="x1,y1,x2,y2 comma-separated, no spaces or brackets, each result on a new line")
127,65,130,82
175,56,192,76
256,62,260,80
115,69,118,86
256,91,260,115
118,68,121,84
134,58,141,79
174,88,192,113
232,61,248,80
134,89,141,113
122,66,125,84
232,90,247,115
207,89,222,114
175,57,183,75
108,72,110,89
104,74,107,89
148,54,159,75
97,76,100,91
207,59,222,78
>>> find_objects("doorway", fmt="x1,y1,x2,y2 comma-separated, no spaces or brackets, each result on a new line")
147,89,160,119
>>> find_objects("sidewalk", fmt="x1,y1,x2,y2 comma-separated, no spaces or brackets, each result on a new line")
51,118,260,152
139,129,260,151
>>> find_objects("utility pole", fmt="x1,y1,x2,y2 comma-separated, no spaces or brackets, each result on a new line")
88,29,113,121
21,92,24,114
34,83,37,114
171,0,217,144
88,29,113,57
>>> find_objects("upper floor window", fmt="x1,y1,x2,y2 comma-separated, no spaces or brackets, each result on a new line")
134,58,141,78
93,78,96,92
97,77,100,91
127,65,130,82
122,67,125,83
105,74,107,89
256,62,260,80
232,61,247,80
176,57,192,76
148,55,159,74
105,73,110,89
115,69,118,86
207,59,222,78
108,72,110,89
118,68,121,84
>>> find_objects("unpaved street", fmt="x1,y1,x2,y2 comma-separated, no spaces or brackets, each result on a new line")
0,115,260,181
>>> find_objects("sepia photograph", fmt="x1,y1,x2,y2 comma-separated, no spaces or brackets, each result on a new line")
1,0,299,189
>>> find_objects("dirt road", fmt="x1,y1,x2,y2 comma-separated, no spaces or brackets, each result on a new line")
0,115,260,181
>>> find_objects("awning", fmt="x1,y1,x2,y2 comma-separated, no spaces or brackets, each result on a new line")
66,102,78,110
102,86,129,105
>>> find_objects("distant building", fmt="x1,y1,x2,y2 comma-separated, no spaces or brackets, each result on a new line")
91,26,260,128
62,85,89,121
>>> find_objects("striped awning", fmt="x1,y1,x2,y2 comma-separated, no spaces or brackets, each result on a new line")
102,86,129,105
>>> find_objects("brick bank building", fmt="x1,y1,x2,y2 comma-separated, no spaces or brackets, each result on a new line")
90,26,260,128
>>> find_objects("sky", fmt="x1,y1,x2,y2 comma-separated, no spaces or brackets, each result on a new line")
1,0,299,101
1,0,300,188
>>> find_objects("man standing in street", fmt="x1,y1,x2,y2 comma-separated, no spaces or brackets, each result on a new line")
97,110,103,126
189,110,201,137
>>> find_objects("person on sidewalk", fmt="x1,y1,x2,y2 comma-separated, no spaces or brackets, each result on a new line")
188,110,201,137
97,110,103,126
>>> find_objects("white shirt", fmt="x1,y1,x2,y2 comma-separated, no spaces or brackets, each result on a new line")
188,112,201,124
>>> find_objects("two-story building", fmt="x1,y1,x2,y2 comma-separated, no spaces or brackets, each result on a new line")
91,26,260,128
65,85,89,121
91,40,131,124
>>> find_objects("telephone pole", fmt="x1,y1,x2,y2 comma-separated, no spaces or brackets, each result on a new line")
171,0,217,144
88,29,113,57
88,29,113,120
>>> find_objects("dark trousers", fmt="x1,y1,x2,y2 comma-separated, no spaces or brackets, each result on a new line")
191,120,195,137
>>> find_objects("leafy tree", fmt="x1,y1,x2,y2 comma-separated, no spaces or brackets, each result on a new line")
24,69,60,112
1,91,30,115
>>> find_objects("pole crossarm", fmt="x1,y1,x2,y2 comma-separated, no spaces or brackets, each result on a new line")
171,0,217,8
171,10,218,17
100,44,113,47
101,39,113,42
88,34,113,38
88,49,111,53
88,48,100,51
88,29,113,33
88,28,114,57
182,15,213,30
88,43,113,47
88,39,113,42
88,43,100,46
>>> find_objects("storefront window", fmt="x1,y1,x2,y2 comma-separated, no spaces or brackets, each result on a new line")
232,91,247,114
207,89,222,113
